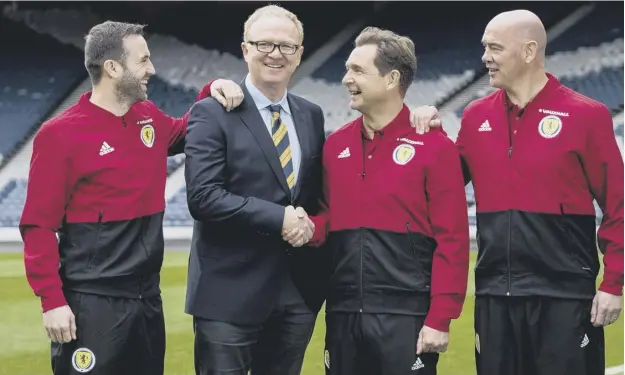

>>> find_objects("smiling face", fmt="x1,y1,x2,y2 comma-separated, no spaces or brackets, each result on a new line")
242,14,303,89
481,21,526,90
342,44,391,113
114,34,155,103
341,27,416,116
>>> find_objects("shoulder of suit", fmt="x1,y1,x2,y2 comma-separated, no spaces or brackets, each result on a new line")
288,92,322,112
187,96,231,117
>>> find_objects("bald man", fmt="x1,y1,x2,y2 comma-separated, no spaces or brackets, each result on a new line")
410,9,623,375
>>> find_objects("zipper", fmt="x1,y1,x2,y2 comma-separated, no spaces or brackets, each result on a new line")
87,211,104,268
506,210,512,296
359,136,366,312
505,104,513,295
506,109,513,158
359,228,364,313
361,136,367,179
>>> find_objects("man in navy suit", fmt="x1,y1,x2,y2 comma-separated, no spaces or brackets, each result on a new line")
183,5,328,375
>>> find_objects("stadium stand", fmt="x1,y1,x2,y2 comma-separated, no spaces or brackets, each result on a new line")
290,1,586,131
0,17,86,165
0,179,25,227
449,2,623,135
145,76,198,175
0,1,622,233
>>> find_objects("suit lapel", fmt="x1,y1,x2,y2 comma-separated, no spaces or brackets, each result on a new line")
238,85,291,195
288,94,311,202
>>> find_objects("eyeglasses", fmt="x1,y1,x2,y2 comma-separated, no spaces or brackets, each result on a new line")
247,41,299,55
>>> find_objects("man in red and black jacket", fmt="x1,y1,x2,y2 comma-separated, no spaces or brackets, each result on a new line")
411,10,623,375
287,27,470,375
19,21,241,375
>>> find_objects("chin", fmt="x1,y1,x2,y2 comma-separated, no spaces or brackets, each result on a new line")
489,77,504,89
348,101,361,111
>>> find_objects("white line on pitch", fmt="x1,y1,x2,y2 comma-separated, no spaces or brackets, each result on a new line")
606,365,624,375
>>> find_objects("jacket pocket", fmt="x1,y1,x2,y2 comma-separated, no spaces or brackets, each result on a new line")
558,204,599,278
87,211,104,269
405,223,434,290
564,228,598,278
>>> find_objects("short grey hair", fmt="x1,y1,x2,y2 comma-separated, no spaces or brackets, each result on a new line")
243,5,304,45
354,26,417,96
84,21,145,84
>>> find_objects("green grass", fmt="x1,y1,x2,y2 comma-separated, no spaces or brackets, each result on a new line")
0,250,622,375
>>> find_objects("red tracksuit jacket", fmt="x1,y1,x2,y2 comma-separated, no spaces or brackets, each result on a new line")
458,73,624,298
310,105,470,332
20,86,210,312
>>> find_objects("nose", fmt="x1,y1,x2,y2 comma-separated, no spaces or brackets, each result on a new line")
147,61,156,76
269,45,283,59
481,50,490,64
342,71,353,86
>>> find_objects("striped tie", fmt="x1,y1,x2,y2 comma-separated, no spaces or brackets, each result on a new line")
268,104,295,192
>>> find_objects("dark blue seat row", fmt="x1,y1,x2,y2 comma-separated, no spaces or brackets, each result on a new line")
69,2,372,63
560,67,624,111
0,179,27,227
0,17,86,160
311,2,577,83
457,65,624,119
146,76,198,175
548,2,623,54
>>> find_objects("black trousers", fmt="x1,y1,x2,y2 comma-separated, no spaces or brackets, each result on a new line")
193,277,316,375
51,291,165,375
324,312,439,375
475,296,605,375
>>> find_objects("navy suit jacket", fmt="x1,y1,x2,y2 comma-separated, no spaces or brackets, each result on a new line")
184,84,329,324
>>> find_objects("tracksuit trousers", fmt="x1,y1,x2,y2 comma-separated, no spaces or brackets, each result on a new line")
324,312,439,375
475,296,605,375
51,291,165,375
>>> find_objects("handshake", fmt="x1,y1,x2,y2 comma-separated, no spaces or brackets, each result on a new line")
281,205,315,247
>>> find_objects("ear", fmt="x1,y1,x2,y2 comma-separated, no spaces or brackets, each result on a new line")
295,45,304,67
241,42,250,63
386,69,401,90
102,59,122,79
524,40,538,63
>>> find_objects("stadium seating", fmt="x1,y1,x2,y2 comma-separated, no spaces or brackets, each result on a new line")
164,187,192,227
0,17,86,162
547,2,623,54
292,2,583,131
560,66,624,111
86,2,376,63
146,76,199,174
0,179,26,227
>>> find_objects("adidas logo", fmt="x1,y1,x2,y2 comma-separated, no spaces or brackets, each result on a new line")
99,141,115,156
478,120,492,132
338,147,351,158
411,357,424,371
581,334,589,348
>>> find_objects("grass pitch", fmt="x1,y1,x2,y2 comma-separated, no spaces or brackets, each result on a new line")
0,250,622,375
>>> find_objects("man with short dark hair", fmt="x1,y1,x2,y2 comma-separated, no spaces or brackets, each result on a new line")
19,20,242,375
296,26,470,375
